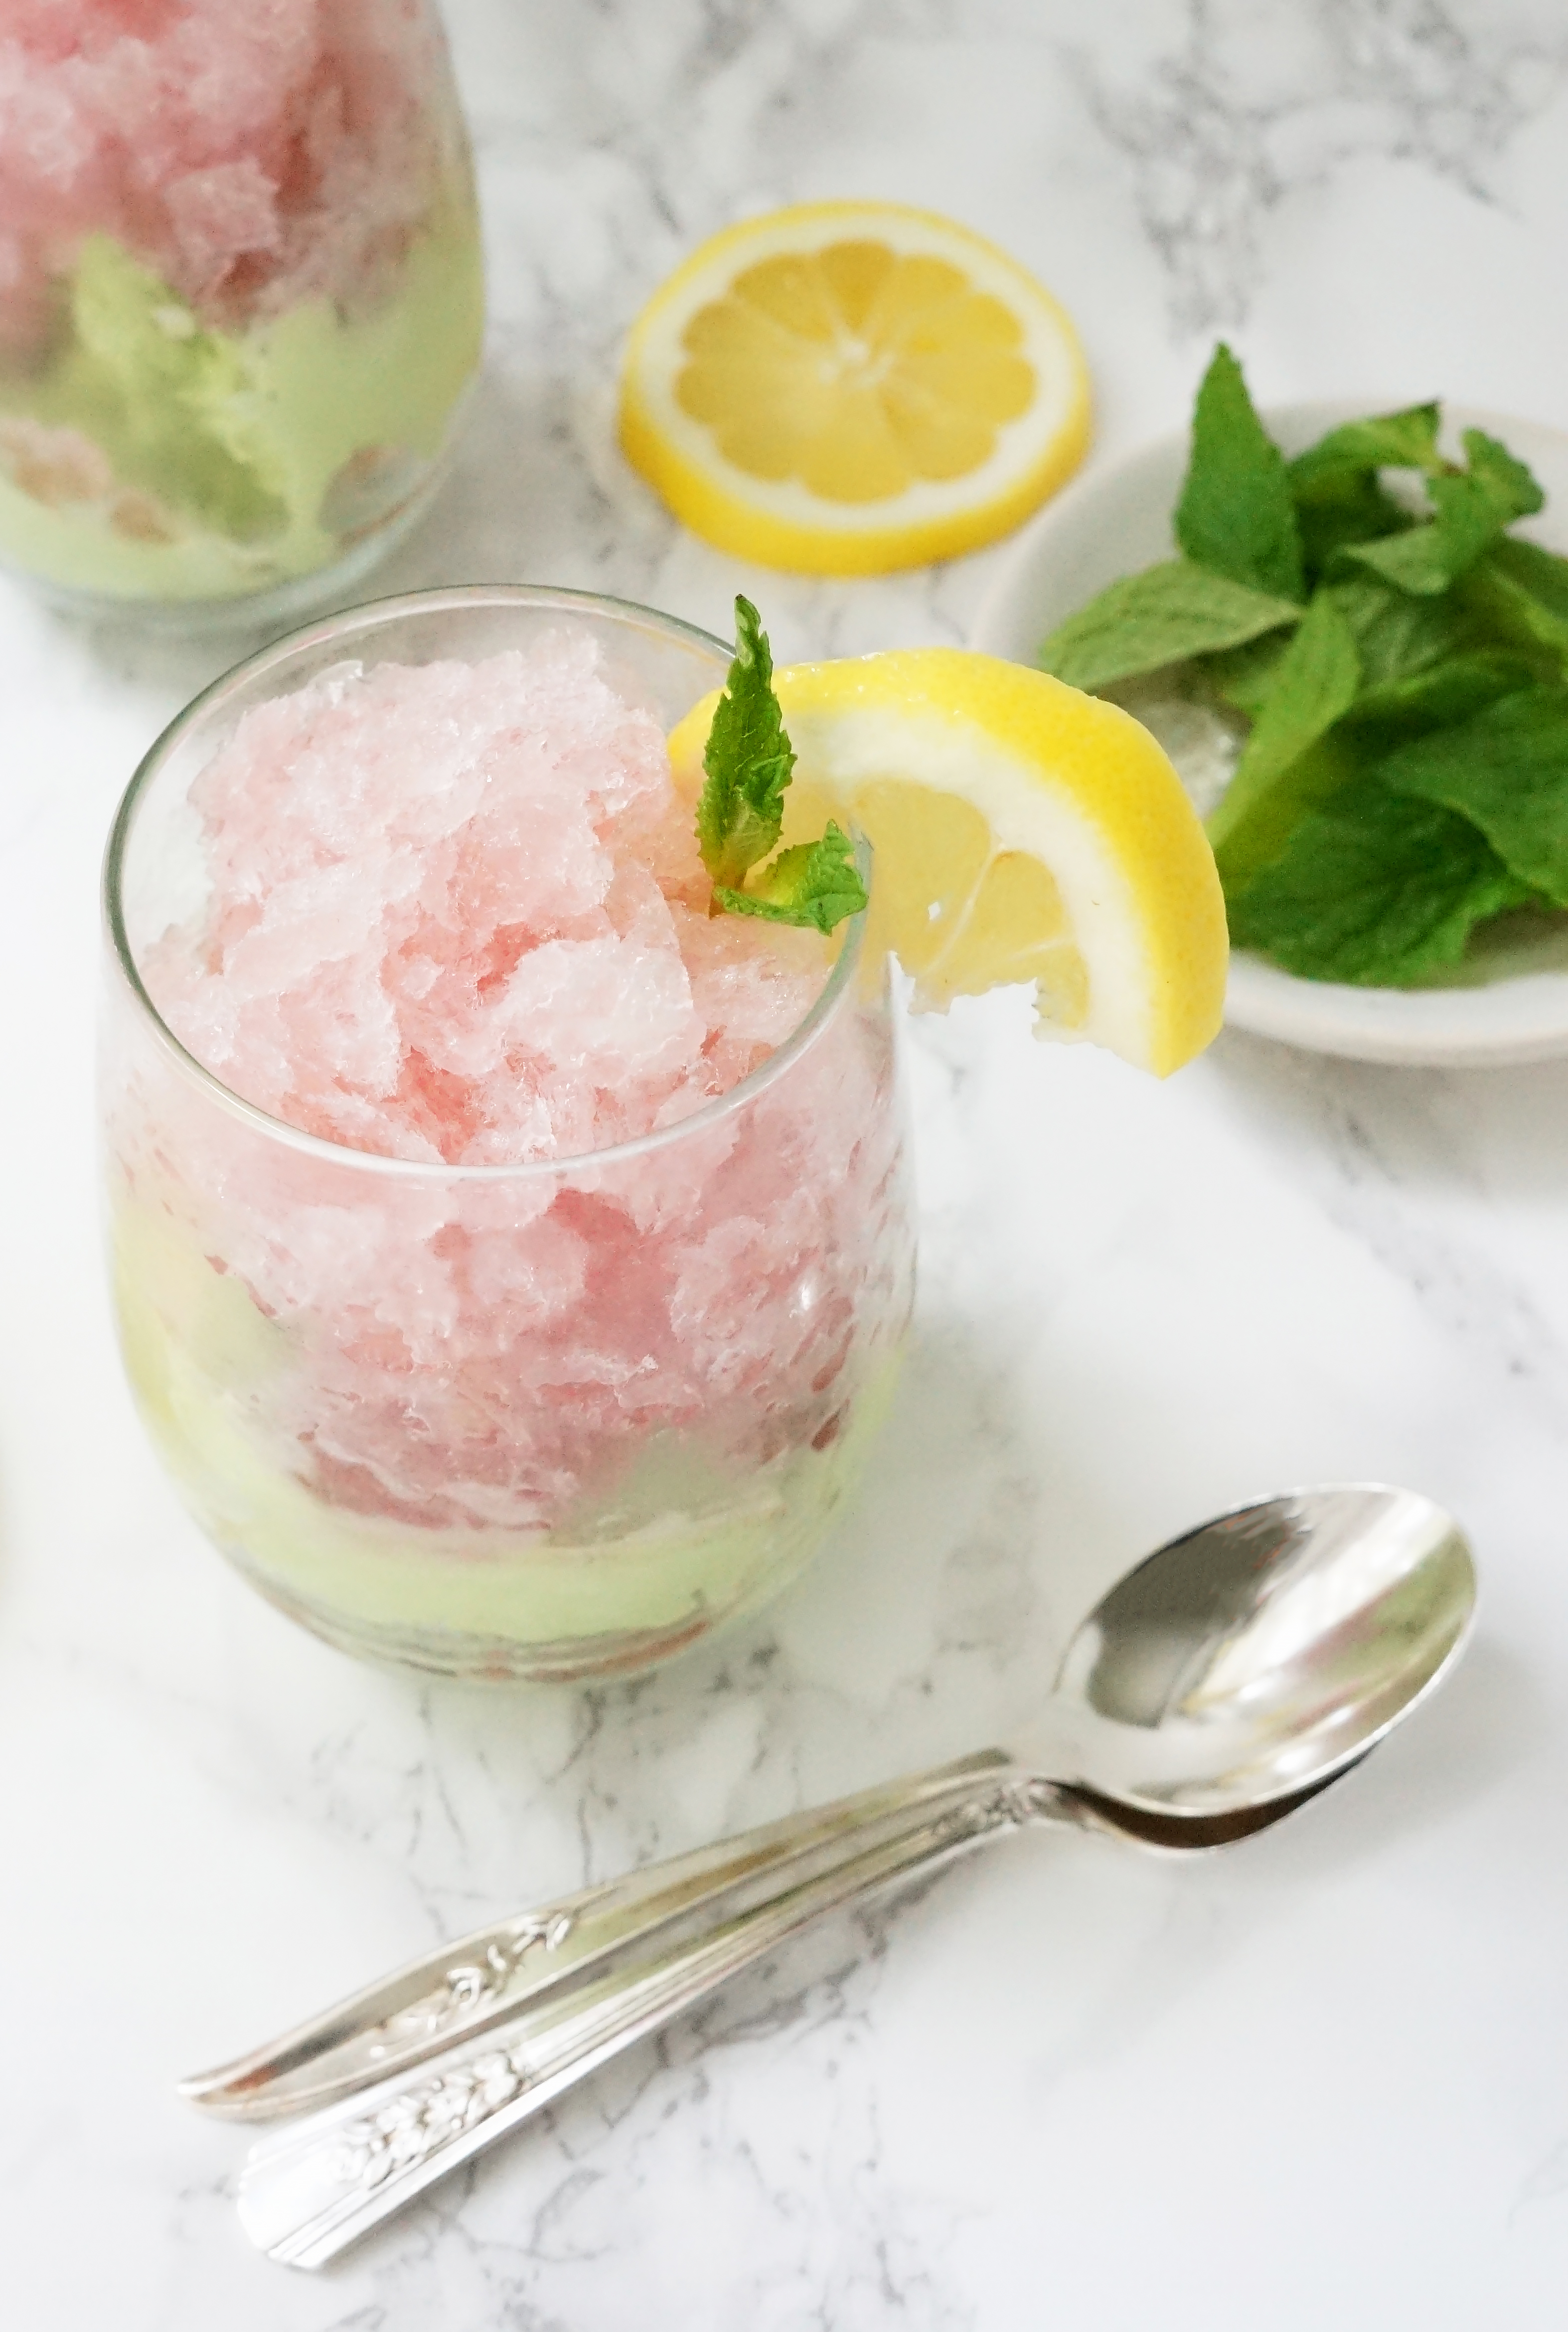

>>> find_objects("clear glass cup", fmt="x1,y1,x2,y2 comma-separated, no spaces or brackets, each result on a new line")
101,587,917,1680
0,1,483,625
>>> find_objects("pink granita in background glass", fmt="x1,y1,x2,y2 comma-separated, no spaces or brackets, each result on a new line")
1,0,434,344
104,591,916,1681
0,0,483,613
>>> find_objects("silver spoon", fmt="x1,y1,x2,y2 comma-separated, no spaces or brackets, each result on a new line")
193,1483,1474,2267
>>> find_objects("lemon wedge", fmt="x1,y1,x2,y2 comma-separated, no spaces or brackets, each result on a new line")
620,202,1092,575
669,650,1228,1077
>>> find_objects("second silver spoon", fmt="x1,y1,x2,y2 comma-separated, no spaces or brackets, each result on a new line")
203,1482,1475,2266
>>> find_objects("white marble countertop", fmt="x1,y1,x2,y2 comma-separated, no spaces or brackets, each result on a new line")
4,2,1568,2325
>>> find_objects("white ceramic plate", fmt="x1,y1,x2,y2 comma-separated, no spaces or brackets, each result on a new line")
971,400,1568,1066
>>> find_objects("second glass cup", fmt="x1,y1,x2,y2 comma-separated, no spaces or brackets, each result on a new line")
102,588,916,1680
0,1,484,624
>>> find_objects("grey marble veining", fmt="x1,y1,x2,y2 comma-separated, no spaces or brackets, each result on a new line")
3,2,1568,2327
1076,0,1568,333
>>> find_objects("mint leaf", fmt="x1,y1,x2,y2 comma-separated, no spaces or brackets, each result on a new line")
714,821,867,934
697,598,868,935
1228,782,1532,985
1488,534,1568,619
1214,729,1367,898
1207,589,1361,876
1287,409,1442,584
1347,428,1545,596
1286,404,1444,492
1203,627,1293,715
1345,648,1541,749
1293,472,1413,584
1038,560,1301,692
1175,344,1305,602
696,595,795,889
1380,684,1568,905
1468,429,1546,522
1458,537,1568,669
1226,591,1361,792
1326,575,1468,687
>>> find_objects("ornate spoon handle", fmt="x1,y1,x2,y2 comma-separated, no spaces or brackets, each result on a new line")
237,1767,1067,2269
182,1750,1015,2121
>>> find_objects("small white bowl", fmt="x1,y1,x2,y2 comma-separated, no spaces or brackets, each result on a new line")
971,400,1568,1067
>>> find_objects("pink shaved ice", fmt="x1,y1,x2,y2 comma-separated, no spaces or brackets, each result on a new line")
147,629,832,1166
0,0,441,350
111,623,912,1590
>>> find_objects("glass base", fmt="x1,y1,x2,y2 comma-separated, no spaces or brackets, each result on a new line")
230,1547,728,1684
11,448,451,637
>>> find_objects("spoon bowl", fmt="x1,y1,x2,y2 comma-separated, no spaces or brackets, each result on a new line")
1038,1483,1476,1817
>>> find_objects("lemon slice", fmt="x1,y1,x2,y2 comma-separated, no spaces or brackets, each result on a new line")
669,650,1228,1077
620,202,1092,575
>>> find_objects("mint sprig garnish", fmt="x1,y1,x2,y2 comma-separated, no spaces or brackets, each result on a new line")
714,822,864,934
1036,342,1568,988
696,595,795,891
697,597,868,933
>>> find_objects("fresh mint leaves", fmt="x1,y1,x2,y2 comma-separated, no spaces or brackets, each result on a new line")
1345,647,1544,750
1285,403,1443,491
1038,561,1302,693
1208,589,1361,876
698,597,868,933
1326,575,1466,689
1286,411,1440,586
1346,428,1544,596
1175,344,1305,603
1037,345,1568,987
1460,535,1568,663
1382,685,1568,905
1226,784,1533,987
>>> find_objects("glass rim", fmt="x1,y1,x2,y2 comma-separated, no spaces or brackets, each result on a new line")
102,581,871,1184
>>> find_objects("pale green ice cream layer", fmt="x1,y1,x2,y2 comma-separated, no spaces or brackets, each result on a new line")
114,1195,906,1680
0,192,483,604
